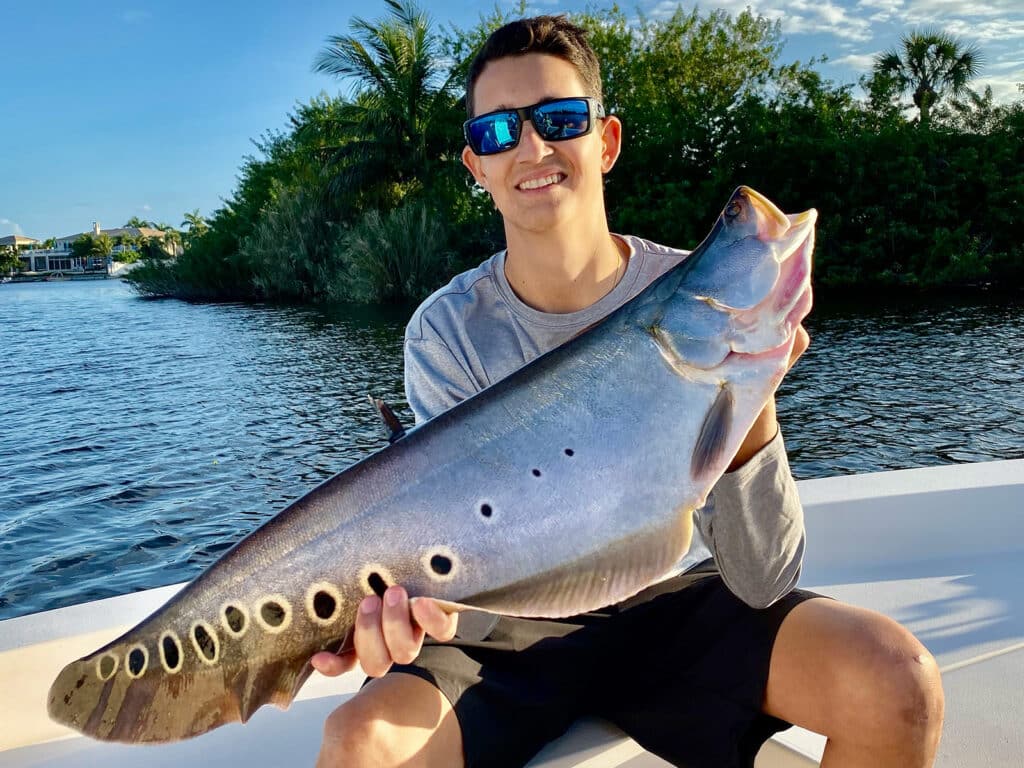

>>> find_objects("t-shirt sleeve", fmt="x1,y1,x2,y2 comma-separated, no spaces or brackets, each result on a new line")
404,337,480,425
696,429,806,608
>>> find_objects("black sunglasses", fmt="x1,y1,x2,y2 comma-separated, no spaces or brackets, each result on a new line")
464,97,606,156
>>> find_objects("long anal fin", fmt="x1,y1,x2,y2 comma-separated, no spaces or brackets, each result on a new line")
48,640,325,743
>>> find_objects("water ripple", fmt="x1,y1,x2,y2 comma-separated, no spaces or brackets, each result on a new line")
0,281,1021,620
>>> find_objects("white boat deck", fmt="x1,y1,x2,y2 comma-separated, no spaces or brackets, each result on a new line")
1,459,1021,767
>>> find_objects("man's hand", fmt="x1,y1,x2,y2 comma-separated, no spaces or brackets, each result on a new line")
727,324,810,472
310,586,459,678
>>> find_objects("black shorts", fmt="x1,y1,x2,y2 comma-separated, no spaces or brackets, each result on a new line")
385,565,825,768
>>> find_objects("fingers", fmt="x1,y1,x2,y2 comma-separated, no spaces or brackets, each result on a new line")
381,586,424,665
312,587,458,679
354,586,426,677
411,597,459,642
311,649,356,677
787,323,810,371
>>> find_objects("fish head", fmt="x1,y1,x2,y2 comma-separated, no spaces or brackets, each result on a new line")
676,186,816,314
717,186,793,245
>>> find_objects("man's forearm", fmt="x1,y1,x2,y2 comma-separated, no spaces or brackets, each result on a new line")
729,397,779,472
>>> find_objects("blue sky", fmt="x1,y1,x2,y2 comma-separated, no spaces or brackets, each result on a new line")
1,0,1021,241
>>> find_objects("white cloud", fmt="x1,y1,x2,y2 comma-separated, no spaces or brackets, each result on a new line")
649,0,873,41
141,204,152,212
903,0,1021,20
828,52,880,71
988,59,1024,72
979,77,1024,103
857,0,904,10
943,19,1024,43
0,218,25,236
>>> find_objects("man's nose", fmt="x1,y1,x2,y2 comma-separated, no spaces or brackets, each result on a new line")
514,120,553,161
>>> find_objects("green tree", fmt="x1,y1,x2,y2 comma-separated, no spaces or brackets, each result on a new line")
872,29,983,128
124,216,153,228
1,246,21,274
312,0,464,210
181,209,209,243
71,235,93,260
91,233,114,258
332,201,452,303
159,225,182,256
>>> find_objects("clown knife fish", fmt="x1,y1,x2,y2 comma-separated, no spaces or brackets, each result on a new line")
48,186,816,743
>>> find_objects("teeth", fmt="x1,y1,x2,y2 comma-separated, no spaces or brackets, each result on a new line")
519,174,563,191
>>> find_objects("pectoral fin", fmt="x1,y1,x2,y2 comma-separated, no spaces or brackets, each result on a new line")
692,385,733,480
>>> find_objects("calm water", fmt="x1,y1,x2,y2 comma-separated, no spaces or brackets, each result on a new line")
1,280,1022,620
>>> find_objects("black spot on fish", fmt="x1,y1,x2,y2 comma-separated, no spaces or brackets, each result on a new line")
261,601,287,627
193,625,217,660
367,572,388,597
162,635,181,670
98,656,115,679
430,555,453,576
225,605,246,634
128,648,146,676
313,591,337,621
532,468,542,477
480,503,493,518
564,448,575,457
76,677,84,689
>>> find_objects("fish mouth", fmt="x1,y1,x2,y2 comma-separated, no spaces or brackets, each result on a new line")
737,186,816,247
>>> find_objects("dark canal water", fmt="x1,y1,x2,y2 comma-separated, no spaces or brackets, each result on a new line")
1,279,1022,620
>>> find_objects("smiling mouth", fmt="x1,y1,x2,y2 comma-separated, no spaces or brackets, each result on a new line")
517,173,566,191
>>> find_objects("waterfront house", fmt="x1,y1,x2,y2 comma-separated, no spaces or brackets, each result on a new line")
11,222,181,273
1,235,43,271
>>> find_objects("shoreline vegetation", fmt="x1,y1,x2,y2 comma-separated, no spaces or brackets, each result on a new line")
123,1,1024,305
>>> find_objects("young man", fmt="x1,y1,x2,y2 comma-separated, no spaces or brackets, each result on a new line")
313,16,943,768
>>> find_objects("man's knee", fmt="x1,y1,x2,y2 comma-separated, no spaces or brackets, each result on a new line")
879,646,944,744
318,696,393,768
855,633,944,752
316,675,463,768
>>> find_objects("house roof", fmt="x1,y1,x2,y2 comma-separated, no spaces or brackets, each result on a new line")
55,227,169,242
0,235,40,246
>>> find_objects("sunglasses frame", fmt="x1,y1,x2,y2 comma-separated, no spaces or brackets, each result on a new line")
463,96,607,156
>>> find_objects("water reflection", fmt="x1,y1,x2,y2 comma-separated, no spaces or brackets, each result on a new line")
780,291,1024,477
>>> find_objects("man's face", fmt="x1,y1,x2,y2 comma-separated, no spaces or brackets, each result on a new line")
462,53,621,238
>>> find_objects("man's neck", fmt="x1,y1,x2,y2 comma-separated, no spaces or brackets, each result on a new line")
503,224,629,314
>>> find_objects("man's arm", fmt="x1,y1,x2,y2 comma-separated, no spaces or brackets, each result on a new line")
698,326,810,609
698,427,806,608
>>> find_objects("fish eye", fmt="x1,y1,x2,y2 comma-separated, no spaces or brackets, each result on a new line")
725,201,742,219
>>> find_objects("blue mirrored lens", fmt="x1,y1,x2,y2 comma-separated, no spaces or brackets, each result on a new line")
533,99,590,139
469,112,520,154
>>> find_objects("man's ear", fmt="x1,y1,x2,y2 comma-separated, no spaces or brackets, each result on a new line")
600,115,623,174
461,145,488,191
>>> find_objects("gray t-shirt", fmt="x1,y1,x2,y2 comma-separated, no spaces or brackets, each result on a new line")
403,234,805,613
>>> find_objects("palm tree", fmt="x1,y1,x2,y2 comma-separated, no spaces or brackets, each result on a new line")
181,209,208,234
311,0,464,207
181,209,209,249
873,29,983,128
157,224,182,257
124,216,153,229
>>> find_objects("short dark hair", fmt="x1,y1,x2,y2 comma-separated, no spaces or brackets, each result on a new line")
466,15,603,117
